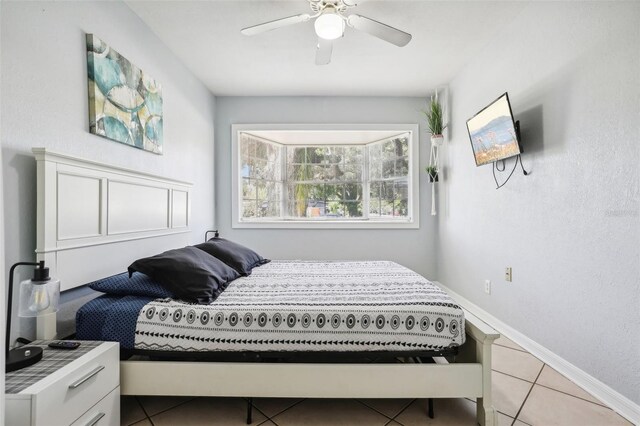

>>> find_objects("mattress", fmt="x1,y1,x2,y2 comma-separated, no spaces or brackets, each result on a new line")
77,260,465,352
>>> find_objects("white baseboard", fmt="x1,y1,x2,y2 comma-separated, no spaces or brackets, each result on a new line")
435,281,640,425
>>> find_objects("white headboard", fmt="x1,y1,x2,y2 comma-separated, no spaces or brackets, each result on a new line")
33,148,192,291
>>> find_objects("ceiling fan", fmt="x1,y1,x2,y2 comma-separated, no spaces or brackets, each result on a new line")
240,0,412,65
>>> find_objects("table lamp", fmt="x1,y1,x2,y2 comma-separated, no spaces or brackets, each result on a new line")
6,261,60,372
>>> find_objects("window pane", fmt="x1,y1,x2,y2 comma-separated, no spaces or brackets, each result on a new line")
308,183,326,201
289,164,307,181
326,164,343,181
287,183,309,217
341,163,361,181
369,182,380,217
329,147,343,163
308,165,326,181
383,140,397,158
241,160,251,178
326,201,342,217
369,145,381,179
344,183,362,201
255,140,268,159
242,178,256,200
308,147,328,164
400,138,409,156
382,159,395,178
242,201,257,218
326,184,343,201
395,157,408,177
342,201,363,218
380,181,395,217
245,138,256,158
266,143,278,162
250,158,264,179
394,179,409,217
256,201,280,218
344,146,363,162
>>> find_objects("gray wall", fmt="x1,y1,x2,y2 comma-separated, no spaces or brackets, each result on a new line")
1,1,216,341
438,2,640,404
215,97,438,278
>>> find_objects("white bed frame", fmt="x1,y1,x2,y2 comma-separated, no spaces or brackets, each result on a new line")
34,148,499,426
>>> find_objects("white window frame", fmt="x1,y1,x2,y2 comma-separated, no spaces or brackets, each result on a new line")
231,124,420,229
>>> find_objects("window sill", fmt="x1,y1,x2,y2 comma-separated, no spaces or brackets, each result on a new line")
232,219,419,229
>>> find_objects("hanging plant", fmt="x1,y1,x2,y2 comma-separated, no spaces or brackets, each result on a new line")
426,165,439,183
422,94,446,146
423,96,446,135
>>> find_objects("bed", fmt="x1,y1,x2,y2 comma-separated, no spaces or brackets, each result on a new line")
77,260,465,355
33,148,499,426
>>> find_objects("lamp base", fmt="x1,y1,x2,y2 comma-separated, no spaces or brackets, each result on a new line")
6,346,43,372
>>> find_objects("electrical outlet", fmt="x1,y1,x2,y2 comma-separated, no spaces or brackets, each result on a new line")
484,280,491,294
505,267,512,282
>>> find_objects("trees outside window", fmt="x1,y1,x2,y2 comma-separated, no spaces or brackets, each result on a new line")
239,133,411,223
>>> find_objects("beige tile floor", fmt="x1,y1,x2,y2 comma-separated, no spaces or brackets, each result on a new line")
121,336,631,425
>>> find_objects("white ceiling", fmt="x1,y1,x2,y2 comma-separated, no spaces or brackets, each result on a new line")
126,1,527,96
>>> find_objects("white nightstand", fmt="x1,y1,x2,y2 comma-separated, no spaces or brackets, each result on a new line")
5,341,120,426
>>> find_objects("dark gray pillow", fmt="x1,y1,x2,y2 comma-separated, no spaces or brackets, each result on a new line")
89,272,173,299
128,246,240,304
195,238,270,276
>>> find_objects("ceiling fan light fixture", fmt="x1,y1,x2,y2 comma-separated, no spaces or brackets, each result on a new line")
315,12,344,40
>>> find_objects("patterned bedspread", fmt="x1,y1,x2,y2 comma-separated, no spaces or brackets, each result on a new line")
134,261,465,352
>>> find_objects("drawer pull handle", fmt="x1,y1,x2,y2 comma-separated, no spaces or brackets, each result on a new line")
68,365,105,389
84,412,105,426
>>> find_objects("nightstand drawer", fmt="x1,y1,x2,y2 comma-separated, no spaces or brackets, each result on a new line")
32,343,119,425
70,387,120,426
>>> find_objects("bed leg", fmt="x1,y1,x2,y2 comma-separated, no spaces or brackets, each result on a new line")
246,397,253,424
414,357,436,419
476,336,497,426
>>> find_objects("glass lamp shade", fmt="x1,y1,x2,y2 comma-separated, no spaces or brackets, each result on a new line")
18,277,60,317
315,13,344,40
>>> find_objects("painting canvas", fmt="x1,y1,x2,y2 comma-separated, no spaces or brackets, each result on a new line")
86,34,163,154
466,93,520,166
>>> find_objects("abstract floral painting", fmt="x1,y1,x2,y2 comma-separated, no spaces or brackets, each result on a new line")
86,34,163,154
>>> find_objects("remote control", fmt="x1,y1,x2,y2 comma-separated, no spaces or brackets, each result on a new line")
48,341,81,350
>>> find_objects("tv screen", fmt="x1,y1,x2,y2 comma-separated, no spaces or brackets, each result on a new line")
466,93,521,166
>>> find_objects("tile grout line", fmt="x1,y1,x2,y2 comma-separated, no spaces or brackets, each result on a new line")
354,399,395,421
133,395,154,426
265,398,307,423
511,363,545,425
391,398,418,424
138,396,197,423
495,342,611,409
252,405,272,424
533,381,610,409
494,342,529,353
257,416,278,426
355,398,413,422
492,367,538,384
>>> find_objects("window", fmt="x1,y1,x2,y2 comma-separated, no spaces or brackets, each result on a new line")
232,125,419,229
240,135,282,219
368,138,409,219
286,146,364,219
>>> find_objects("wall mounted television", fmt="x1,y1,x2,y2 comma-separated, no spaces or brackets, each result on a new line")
466,92,521,166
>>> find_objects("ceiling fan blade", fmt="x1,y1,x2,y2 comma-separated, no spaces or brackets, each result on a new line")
347,15,412,47
315,38,333,65
241,14,310,36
